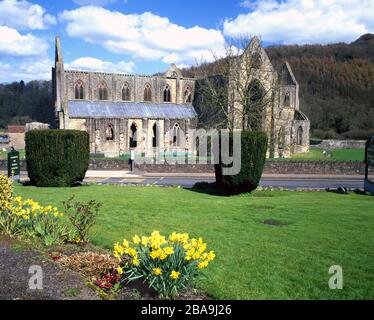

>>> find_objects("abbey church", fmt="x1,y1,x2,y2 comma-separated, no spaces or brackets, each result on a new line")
53,37,198,158
53,36,310,158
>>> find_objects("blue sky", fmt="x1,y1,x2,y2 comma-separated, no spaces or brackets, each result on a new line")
0,0,373,82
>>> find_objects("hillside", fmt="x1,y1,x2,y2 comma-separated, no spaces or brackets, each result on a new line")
266,34,374,139
0,81,54,130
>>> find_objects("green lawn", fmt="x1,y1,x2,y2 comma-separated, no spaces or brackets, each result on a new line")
13,184,374,300
288,147,365,161
0,150,25,160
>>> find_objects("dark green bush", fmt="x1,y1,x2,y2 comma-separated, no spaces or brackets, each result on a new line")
342,129,374,140
25,130,89,187
215,131,268,194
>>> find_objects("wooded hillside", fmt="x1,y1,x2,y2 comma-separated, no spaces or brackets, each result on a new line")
266,34,374,139
0,80,54,130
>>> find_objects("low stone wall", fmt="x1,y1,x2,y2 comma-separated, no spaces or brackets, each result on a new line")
0,159,366,176
264,160,365,175
89,159,131,170
135,161,366,175
318,140,366,149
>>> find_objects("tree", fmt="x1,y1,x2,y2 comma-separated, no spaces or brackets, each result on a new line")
192,37,280,133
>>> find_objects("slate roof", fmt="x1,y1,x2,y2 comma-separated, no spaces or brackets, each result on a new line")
68,100,198,120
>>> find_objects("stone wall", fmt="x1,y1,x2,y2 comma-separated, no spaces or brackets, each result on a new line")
135,161,365,175
63,68,195,105
318,140,367,149
264,160,365,175
0,159,366,176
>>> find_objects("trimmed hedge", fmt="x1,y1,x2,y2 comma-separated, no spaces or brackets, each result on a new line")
25,130,89,187
215,131,268,194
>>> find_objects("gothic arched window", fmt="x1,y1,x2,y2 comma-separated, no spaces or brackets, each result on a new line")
144,84,152,102
172,123,183,147
278,127,286,150
99,81,108,100
297,126,303,145
152,123,158,148
106,124,114,141
184,87,192,103
163,85,171,102
122,83,131,101
130,123,138,148
74,80,84,100
284,92,291,106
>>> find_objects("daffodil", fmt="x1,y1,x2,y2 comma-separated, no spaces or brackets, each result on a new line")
153,268,163,276
133,235,141,244
117,266,124,275
163,247,174,255
197,261,209,269
170,271,181,280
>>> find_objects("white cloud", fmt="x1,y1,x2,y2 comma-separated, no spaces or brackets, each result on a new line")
0,58,52,82
66,57,135,73
73,0,117,5
0,0,56,30
59,6,226,66
224,0,374,44
0,26,49,57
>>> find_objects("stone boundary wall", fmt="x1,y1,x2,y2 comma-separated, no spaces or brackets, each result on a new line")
135,161,366,175
89,159,131,170
0,159,366,175
264,160,365,175
318,140,367,149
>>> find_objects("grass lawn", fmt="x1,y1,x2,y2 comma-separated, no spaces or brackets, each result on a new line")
13,184,374,300
0,150,25,160
288,147,365,161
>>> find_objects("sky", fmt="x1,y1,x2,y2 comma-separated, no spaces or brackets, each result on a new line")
0,0,373,83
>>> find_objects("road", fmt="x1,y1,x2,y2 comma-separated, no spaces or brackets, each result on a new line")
84,175,365,190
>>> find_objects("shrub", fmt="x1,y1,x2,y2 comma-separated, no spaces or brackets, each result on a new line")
114,231,216,299
312,129,341,140
25,129,89,187
63,196,102,243
215,131,268,194
342,129,374,140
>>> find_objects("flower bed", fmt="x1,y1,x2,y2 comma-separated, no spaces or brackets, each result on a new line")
114,231,216,298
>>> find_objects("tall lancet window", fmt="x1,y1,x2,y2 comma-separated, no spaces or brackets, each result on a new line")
144,83,152,102
172,123,183,147
163,85,171,102
284,92,291,106
152,123,158,148
99,81,108,100
184,87,192,103
106,124,114,141
122,83,130,101
130,123,138,148
74,80,84,100
297,126,303,145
